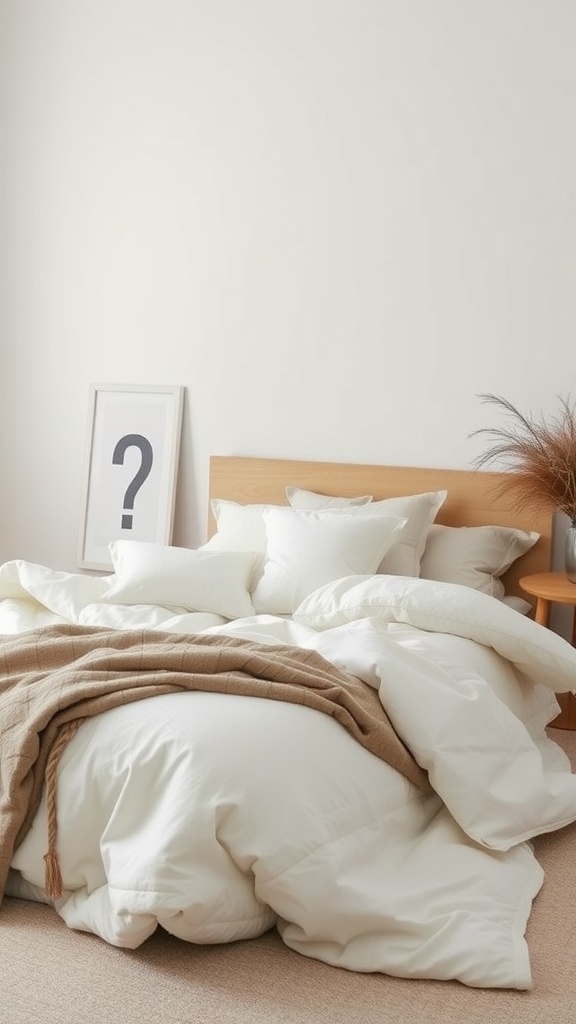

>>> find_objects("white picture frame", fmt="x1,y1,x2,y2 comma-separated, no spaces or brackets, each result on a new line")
77,383,185,570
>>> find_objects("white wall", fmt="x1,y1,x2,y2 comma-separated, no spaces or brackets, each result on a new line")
1,0,574,571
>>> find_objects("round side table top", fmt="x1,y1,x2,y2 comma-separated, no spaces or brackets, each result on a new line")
519,571,576,605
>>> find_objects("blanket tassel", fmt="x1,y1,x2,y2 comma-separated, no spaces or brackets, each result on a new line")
43,718,85,901
43,849,64,901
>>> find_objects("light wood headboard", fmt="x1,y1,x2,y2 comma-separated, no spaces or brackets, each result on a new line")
208,456,553,608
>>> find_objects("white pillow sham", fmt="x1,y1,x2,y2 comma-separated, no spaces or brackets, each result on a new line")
419,524,540,598
203,500,272,554
251,508,407,615
104,541,258,619
287,491,446,577
285,487,373,509
366,492,447,576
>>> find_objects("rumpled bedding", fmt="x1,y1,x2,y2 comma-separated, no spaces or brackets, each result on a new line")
2,559,576,991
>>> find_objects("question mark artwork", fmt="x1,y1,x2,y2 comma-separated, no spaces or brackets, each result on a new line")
112,434,154,530
78,384,184,570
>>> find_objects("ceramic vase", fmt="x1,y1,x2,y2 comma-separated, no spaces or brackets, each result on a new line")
565,522,576,583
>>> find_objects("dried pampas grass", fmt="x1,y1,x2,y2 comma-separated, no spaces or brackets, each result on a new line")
470,393,576,524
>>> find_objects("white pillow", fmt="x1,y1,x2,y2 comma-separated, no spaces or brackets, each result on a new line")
202,499,272,554
368,492,447,576
104,541,258,619
288,491,446,577
251,508,407,615
285,487,373,509
419,524,540,598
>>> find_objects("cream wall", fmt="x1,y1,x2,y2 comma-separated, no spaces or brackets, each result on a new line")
0,0,574,572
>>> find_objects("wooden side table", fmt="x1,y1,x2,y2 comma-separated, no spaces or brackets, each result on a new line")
519,571,576,730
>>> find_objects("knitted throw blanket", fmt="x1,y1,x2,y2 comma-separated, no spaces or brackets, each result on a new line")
0,623,428,906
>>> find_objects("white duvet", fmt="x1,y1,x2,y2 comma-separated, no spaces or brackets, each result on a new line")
2,560,576,990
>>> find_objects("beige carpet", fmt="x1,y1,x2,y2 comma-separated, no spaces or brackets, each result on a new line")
2,728,575,1024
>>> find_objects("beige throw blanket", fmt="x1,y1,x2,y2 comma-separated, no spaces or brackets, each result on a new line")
0,623,428,905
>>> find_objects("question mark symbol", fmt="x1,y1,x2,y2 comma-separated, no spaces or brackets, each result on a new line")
112,434,154,529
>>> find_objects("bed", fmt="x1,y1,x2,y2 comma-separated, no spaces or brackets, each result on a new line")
1,455,576,992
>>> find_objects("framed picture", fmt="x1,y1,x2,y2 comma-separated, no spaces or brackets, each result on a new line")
78,383,185,570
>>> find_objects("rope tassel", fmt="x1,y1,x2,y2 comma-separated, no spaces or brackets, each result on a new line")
43,718,85,901
43,848,64,901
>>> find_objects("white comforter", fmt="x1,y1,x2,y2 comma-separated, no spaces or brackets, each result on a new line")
2,560,576,990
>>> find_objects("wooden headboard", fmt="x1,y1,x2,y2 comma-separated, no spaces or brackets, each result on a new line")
208,456,553,608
